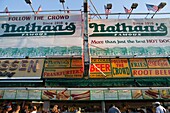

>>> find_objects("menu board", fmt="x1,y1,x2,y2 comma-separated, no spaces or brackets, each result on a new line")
118,90,132,100
91,90,104,100
104,90,118,100
132,90,143,99
3,90,16,99
111,59,131,77
70,90,90,100
16,90,28,99
0,90,4,99
43,58,83,78
28,90,41,100
90,58,112,78
159,89,170,99
142,89,160,99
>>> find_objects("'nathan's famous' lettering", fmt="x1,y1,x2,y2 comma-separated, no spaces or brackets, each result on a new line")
89,23,168,37
0,22,76,37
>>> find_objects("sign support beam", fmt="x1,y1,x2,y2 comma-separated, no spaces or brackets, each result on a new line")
83,0,90,78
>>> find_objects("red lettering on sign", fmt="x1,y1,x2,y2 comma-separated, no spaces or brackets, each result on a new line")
90,64,110,72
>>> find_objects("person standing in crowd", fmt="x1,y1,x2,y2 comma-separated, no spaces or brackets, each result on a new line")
30,106,37,113
153,102,166,113
51,105,59,113
108,104,121,113
76,107,81,113
3,105,12,113
12,105,21,113
21,105,29,113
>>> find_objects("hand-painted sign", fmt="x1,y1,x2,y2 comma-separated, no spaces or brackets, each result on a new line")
111,59,131,77
43,58,83,78
89,19,170,56
146,58,170,68
132,69,170,77
0,59,44,79
129,59,148,68
130,58,170,77
90,58,112,78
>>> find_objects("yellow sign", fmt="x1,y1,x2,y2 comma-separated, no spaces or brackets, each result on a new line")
90,58,112,78
91,58,110,63
44,58,83,78
129,59,148,68
146,58,170,68
71,59,82,67
44,68,83,78
45,59,70,68
111,59,131,77
132,69,170,77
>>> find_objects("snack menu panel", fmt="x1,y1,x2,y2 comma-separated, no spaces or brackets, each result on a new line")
0,89,170,100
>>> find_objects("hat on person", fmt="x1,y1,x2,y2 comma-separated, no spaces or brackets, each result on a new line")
154,102,161,105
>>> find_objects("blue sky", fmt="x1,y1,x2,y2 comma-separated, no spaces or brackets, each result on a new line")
0,0,169,18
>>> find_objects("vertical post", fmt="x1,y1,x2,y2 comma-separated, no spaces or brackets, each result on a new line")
83,0,90,78
101,101,106,113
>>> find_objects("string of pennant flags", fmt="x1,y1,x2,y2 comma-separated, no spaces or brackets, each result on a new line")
3,5,71,15
105,3,162,15
2,3,163,16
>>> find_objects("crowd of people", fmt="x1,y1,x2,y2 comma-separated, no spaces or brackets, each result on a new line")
0,101,169,113
0,104,38,113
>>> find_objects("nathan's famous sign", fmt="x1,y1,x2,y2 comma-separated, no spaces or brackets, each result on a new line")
89,19,168,37
0,14,81,37
0,14,82,58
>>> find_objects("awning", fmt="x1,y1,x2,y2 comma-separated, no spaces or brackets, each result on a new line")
45,77,170,87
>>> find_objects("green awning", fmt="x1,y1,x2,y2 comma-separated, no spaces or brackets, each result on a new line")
45,77,170,87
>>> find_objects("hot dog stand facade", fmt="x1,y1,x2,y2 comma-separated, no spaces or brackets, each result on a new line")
1,14,170,113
